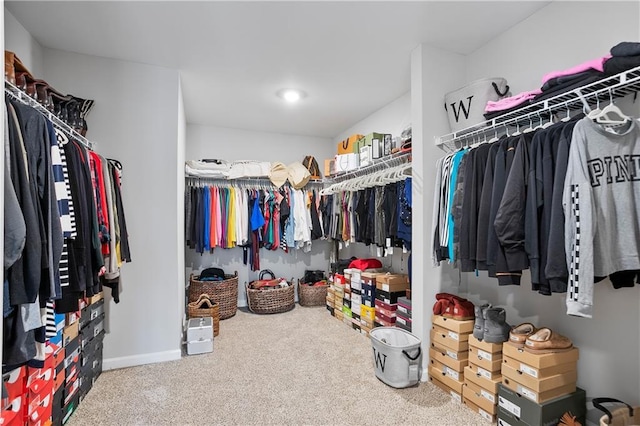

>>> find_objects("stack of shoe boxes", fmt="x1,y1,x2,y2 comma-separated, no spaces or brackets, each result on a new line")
52,308,82,424
395,297,412,332
463,335,503,422
326,283,335,316
349,269,362,333
332,274,346,322
374,274,409,328
1,365,26,426
360,272,380,335
341,269,353,326
428,315,474,403
498,345,583,424
79,294,106,401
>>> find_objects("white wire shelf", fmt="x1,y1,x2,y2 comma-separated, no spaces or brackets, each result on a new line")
435,65,640,151
328,150,412,183
4,80,95,150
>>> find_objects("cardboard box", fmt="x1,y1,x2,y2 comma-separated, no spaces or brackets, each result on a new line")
429,347,468,372
464,366,501,394
88,292,103,305
335,310,344,321
360,317,374,329
62,322,79,347
497,384,586,426
463,397,496,423
54,367,65,392
375,306,397,319
351,303,361,316
28,388,53,425
375,316,395,327
351,293,362,306
324,159,336,177
397,297,412,318
374,298,397,312
375,274,409,293
375,289,405,305
342,306,352,318
65,310,80,327
431,326,469,352
359,145,372,168
431,341,469,363
61,393,79,425
501,344,579,370
396,320,411,333
342,316,352,326
375,311,395,324
395,314,412,329
432,315,474,334
429,373,463,404
1,395,24,426
468,346,503,373
357,132,384,150
468,335,503,353
501,375,576,404
464,378,498,415
429,364,464,394
361,295,375,308
3,367,25,404
383,134,395,156
430,358,463,383
502,350,578,380
501,362,577,394
360,305,375,321
361,283,375,298
468,360,502,379
361,272,382,286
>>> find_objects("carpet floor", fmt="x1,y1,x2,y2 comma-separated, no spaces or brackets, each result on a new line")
67,306,485,425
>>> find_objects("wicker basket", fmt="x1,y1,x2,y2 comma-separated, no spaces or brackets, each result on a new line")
245,280,295,314
187,294,220,337
298,280,329,307
189,272,238,320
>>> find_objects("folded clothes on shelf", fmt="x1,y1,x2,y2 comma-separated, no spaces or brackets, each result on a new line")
540,54,610,86
484,89,542,113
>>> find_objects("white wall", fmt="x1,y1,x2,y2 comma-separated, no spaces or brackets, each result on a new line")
39,49,183,369
4,9,43,77
412,43,467,380
185,124,334,306
333,92,411,145
462,1,640,406
187,124,334,165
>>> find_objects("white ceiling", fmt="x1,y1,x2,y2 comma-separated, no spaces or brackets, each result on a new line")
6,1,550,138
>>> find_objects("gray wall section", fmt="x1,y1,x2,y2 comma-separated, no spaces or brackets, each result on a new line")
4,9,43,77
40,48,183,367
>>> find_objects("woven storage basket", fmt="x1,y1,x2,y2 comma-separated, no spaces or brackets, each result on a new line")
298,280,329,307
189,272,238,320
245,280,295,314
187,294,220,337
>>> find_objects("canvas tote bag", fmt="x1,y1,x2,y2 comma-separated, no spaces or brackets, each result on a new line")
444,77,510,133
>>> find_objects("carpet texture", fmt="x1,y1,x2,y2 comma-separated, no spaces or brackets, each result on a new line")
67,306,484,425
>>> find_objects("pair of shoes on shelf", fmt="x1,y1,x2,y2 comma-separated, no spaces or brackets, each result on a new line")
520,323,573,354
509,323,574,354
473,304,511,343
432,293,475,321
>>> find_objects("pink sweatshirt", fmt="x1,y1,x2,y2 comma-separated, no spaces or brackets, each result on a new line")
485,89,542,112
541,55,611,85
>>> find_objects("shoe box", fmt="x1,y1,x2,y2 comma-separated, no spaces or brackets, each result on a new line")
429,315,474,404
49,313,66,347
462,335,504,422
501,344,579,404
2,366,26,426
25,344,63,426
395,315,412,332
374,299,397,326
375,273,409,294
375,289,405,305
497,384,586,426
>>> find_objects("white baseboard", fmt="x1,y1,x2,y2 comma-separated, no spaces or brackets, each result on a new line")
103,350,181,371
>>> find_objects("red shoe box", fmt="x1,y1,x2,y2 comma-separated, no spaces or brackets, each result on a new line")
27,391,53,426
1,395,25,426
375,311,396,325
374,298,397,312
3,366,25,406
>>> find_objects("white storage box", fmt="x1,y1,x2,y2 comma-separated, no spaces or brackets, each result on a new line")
444,77,510,132
370,327,422,388
334,153,359,173
187,317,214,355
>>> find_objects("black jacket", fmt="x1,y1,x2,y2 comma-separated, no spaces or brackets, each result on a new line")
476,141,502,271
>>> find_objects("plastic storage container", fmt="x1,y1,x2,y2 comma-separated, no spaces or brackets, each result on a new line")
369,327,422,388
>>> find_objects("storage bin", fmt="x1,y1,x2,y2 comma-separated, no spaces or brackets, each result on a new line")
297,280,329,307
370,327,422,388
245,281,295,314
189,272,238,320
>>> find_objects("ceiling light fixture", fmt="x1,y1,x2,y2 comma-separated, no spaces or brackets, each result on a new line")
277,88,306,103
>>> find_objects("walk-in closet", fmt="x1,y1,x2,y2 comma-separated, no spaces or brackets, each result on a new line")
3,2,640,425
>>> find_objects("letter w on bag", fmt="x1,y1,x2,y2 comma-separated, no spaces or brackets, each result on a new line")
449,96,474,122
373,348,387,372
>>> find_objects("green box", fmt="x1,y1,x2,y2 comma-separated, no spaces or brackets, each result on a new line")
497,384,585,426
357,132,384,151
342,306,352,318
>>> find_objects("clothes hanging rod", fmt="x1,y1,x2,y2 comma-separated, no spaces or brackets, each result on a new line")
4,81,95,150
329,151,412,183
435,64,640,150
185,175,325,186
